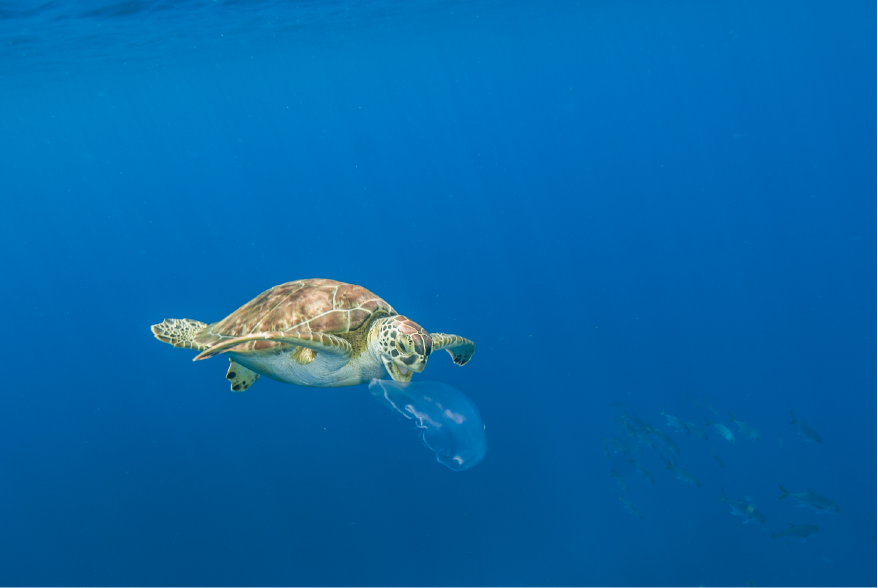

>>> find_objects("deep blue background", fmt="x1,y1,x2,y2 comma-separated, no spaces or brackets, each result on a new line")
0,1,873,585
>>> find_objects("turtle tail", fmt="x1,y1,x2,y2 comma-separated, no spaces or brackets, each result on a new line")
151,318,209,351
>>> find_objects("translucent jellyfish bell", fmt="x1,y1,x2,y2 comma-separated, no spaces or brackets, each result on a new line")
369,379,487,471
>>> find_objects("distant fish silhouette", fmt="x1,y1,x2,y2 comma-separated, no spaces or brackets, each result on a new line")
660,455,701,487
688,423,709,441
684,395,722,416
778,486,840,514
705,418,735,443
610,469,631,492
771,523,819,542
629,458,656,484
720,487,766,524
600,438,611,460
619,496,643,519
728,413,762,441
651,429,681,456
660,410,688,434
790,412,823,444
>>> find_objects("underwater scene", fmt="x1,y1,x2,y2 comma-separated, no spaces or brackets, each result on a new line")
0,1,873,586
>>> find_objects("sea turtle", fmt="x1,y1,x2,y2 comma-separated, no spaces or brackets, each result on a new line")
151,278,475,391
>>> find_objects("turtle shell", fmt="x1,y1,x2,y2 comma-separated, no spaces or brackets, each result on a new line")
195,279,395,350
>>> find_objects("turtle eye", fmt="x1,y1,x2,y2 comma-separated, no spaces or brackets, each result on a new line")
397,336,413,354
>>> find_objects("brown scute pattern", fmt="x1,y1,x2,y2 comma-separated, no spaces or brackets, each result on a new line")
151,318,209,350
347,309,369,327
307,311,347,333
430,333,476,366
194,279,395,349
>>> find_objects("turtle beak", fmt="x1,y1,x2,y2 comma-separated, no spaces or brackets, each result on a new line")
407,357,427,373
382,356,413,383
399,351,427,373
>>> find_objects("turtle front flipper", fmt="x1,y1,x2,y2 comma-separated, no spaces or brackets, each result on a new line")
151,318,209,350
430,333,476,366
193,330,353,362
226,360,259,392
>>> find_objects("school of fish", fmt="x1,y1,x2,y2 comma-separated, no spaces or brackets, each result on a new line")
600,397,837,547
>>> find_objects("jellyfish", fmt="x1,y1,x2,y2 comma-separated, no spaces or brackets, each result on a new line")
369,379,487,471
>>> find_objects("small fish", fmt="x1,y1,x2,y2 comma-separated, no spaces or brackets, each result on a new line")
673,467,701,488
728,413,762,441
790,412,823,444
615,416,633,437
605,401,627,408
607,437,622,453
630,458,656,484
619,496,643,519
771,523,819,542
687,423,709,441
614,435,633,455
720,487,767,523
600,438,611,460
661,455,701,487
661,410,688,434
778,486,840,514
621,434,643,455
685,395,722,416
663,450,679,467
651,429,681,456
623,413,654,433
619,419,639,438
610,469,631,492
616,433,643,455
713,453,726,469
636,430,658,450
705,418,735,443
608,436,630,455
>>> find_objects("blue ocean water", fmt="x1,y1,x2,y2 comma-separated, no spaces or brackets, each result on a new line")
0,0,873,585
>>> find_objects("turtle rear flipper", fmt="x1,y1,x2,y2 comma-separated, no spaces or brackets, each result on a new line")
152,318,208,350
227,360,259,392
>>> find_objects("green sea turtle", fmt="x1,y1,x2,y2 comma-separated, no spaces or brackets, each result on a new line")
151,278,475,391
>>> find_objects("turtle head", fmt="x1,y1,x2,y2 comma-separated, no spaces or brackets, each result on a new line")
373,316,433,382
